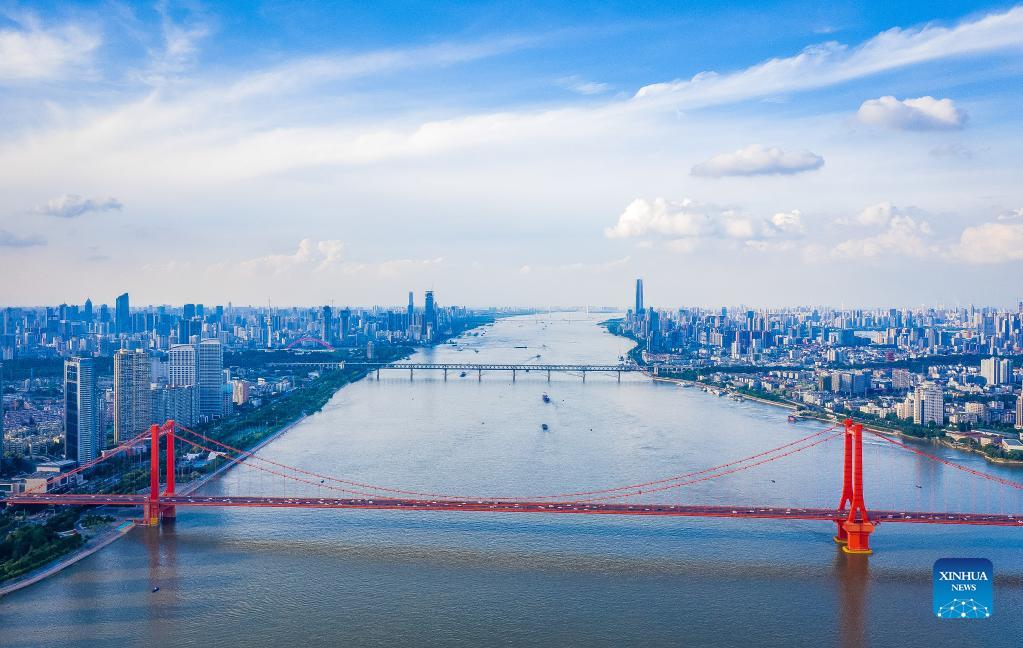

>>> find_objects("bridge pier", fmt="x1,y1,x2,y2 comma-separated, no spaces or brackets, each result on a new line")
444,368,447,381
161,422,176,521
547,370,551,382
512,369,516,382
582,371,586,383
410,367,414,381
617,371,621,383
478,369,482,382
376,368,380,380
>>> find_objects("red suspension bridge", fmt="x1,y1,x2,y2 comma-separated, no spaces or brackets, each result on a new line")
6,419,1023,556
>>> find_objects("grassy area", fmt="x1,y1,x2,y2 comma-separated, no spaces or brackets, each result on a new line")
0,508,83,582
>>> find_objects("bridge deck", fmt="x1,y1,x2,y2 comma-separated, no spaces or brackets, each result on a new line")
271,363,641,371
7,494,1021,526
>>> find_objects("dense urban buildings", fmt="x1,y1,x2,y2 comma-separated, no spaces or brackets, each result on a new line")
617,279,1023,456
0,289,492,475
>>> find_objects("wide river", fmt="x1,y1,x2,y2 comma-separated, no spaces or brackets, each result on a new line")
2,313,1022,647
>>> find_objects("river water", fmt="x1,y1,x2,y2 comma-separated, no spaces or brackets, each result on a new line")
2,313,1022,647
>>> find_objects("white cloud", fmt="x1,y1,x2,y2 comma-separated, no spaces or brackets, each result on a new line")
951,222,1023,264
634,7,1023,108
0,229,45,247
605,198,804,252
998,208,1023,220
691,144,824,177
768,210,805,235
831,203,935,258
33,194,123,218
0,15,100,81
857,96,967,130
558,75,611,95
235,239,346,275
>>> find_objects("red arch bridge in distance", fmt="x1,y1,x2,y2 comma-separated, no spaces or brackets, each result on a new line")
6,419,1023,556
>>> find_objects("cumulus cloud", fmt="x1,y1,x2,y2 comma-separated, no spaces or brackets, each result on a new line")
604,198,804,252
0,15,100,81
856,96,967,130
236,239,345,275
691,144,824,177
951,222,1023,264
33,194,123,218
831,202,935,258
0,229,45,247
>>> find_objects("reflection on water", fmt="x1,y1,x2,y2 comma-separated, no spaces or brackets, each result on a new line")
1,313,1022,648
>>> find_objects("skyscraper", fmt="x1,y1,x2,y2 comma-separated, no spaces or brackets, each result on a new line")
198,339,225,418
635,279,644,315
407,291,414,335
64,357,100,464
321,305,333,344
115,292,131,334
422,291,436,339
114,348,151,443
169,343,198,387
1016,393,1023,431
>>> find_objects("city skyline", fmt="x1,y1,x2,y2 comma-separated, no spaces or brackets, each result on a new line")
1,2,1022,306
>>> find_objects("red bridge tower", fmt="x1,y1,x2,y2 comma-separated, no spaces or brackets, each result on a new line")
834,419,874,554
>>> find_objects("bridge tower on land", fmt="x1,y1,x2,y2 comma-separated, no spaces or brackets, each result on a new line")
834,419,873,555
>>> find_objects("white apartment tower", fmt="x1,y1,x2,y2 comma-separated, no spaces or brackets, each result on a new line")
913,381,944,426
114,348,151,442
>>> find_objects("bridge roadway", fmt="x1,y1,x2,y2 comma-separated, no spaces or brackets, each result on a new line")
7,494,1022,526
267,362,643,381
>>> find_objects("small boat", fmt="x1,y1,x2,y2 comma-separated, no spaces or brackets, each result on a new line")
459,371,467,377
514,345,528,349
152,586,160,593
787,414,800,423
542,393,551,403
541,423,549,431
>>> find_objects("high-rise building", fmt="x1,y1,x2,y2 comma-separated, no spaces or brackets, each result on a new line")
168,341,224,419
64,357,100,464
422,291,436,339
114,348,151,443
635,279,644,315
151,385,197,427
169,343,198,387
321,306,333,344
407,291,414,334
115,292,131,335
1017,393,1023,431
913,382,944,426
339,308,351,342
198,339,225,418
980,357,1013,386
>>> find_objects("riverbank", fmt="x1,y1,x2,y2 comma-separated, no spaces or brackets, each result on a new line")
611,330,1023,468
0,320,498,596
0,518,134,598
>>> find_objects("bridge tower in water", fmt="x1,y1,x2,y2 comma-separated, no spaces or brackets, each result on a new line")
834,419,874,554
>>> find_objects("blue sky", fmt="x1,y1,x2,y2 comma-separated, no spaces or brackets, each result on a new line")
1,1,1022,307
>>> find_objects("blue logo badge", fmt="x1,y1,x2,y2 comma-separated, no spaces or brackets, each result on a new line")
933,558,993,619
